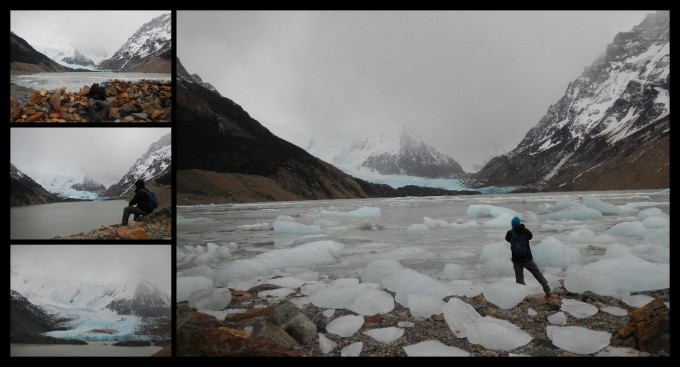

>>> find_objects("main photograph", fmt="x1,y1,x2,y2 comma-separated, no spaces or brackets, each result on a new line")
174,11,669,356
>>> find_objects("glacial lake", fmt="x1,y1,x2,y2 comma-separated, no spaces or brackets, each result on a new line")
10,341,163,357
11,200,128,239
10,72,171,92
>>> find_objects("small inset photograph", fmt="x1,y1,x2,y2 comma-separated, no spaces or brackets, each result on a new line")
10,10,171,123
10,245,171,357
10,128,171,240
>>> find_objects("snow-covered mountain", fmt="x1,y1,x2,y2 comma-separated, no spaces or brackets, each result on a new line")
29,173,107,200
104,132,171,198
306,126,464,180
177,58,218,93
35,45,98,70
10,268,170,341
475,11,669,191
10,163,60,206
98,13,171,72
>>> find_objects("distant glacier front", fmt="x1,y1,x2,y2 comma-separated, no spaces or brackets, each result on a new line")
11,72,171,92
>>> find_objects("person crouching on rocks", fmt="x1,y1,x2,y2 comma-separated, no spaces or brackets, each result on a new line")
122,179,153,226
87,81,109,122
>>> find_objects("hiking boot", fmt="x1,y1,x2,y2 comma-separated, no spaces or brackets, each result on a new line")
545,293,559,300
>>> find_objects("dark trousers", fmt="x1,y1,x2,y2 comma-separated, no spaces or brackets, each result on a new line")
122,206,148,225
513,260,551,294
88,99,109,122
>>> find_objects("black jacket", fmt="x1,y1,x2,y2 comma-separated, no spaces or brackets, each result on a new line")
129,188,153,213
87,84,106,101
505,223,533,263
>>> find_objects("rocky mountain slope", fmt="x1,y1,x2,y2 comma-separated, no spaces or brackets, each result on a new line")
474,11,669,191
104,133,171,198
98,13,171,72
10,163,61,206
10,32,69,74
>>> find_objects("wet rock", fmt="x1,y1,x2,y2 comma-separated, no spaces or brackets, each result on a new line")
272,302,317,345
616,298,669,355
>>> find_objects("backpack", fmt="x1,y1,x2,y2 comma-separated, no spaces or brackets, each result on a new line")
510,229,529,257
138,188,158,210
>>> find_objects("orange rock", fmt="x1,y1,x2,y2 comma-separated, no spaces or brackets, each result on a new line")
126,227,149,240
218,327,249,339
151,109,163,120
142,84,149,92
30,92,43,104
25,112,44,122
24,108,37,115
432,314,446,322
364,314,381,323
73,114,81,121
161,85,171,92
50,112,60,119
230,290,249,297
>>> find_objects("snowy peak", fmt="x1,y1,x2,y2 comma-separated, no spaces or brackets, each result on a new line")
98,13,171,72
177,58,219,94
36,45,97,70
105,279,170,318
308,126,464,179
70,175,106,193
104,132,171,197
476,11,669,191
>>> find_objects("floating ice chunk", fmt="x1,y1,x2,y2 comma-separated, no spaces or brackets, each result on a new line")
290,296,310,308
318,333,337,354
565,228,615,243
561,299,598,318
443,297,481,339
528,308,537,316
547,325,611,355
645,227,669,248
407,223,429,233
583,196,621,215
602,243,638,260
600,306,627,316
467,204,519,227
543,204,603,221
193,252,219,264
423,217,449,229
438,263,464,280
227,280,257,291
532,236,583,269
398,321,415,328
206,242,231,260
464,316,533,351
331,278,360,287
606,221,649,238
483,281,532,310
540,198,579,213
407,294,445,318
641,216,669,229
188,287,232,311
301,281,328,296
273,220,321,235
622,294,655,308
341,342,363,357
177,276,214,302
362,327,404,344
237,223,270,231
321,206,381,217
313,219,341,228
403,340,470,356
547,312,567,325
632,243,669,263
326,315,364,337
310,282,379,310
638,207,669,221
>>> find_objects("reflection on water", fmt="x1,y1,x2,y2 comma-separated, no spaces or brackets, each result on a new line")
11,72,171,92
11,200,128,239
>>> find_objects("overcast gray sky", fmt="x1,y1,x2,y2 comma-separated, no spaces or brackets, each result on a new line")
179,10,653,172
11,10,169,62
11,128,170,187
11,245,170,293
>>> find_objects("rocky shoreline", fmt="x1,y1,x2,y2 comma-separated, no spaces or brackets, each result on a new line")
10,79,171,123
177,282,670,357
53,207,171,240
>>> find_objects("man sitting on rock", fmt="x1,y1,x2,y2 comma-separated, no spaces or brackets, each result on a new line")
122,179,154,226
87,81,109,122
